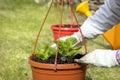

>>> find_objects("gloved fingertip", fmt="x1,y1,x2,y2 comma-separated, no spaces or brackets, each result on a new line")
74,59,84,63
74,59,79,62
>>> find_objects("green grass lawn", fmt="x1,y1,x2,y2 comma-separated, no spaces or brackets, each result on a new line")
0,0,120,80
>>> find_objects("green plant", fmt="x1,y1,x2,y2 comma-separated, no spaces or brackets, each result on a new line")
55,37,82,63
37,45,56,60
37,37,82,63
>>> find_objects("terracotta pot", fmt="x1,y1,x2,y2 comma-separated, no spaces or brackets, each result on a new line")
51,24,79,40
29,57,86,80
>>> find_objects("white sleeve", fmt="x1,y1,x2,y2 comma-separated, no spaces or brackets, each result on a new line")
80,0,120,38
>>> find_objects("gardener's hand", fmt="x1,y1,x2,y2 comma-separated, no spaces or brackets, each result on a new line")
51,31,82,48
74,49,119,67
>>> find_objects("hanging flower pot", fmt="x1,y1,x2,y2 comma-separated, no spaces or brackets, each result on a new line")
29,0,88,80
29,57,86,80
29,37,87,80
51,24,79,40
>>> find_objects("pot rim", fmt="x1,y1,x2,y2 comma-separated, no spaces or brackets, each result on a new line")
51,24,80,31
29,57,86,70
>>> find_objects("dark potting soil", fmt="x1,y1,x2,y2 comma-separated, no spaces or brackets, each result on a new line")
31,53,83,64
56,24,79,28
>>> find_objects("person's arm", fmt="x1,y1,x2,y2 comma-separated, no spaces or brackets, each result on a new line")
73,0,120,67
60,0,120,44
81,0,120,38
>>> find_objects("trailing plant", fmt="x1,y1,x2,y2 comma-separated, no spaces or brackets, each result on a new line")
36,37,82,63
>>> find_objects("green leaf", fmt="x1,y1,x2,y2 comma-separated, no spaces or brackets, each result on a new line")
56,37,82,62
37,44,56,60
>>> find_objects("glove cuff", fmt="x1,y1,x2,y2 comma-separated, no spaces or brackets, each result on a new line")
116,50,120,64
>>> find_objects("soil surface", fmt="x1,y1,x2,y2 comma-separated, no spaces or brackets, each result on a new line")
31,53,83,64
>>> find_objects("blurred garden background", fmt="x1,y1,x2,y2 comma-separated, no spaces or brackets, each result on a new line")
0,0,120,80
